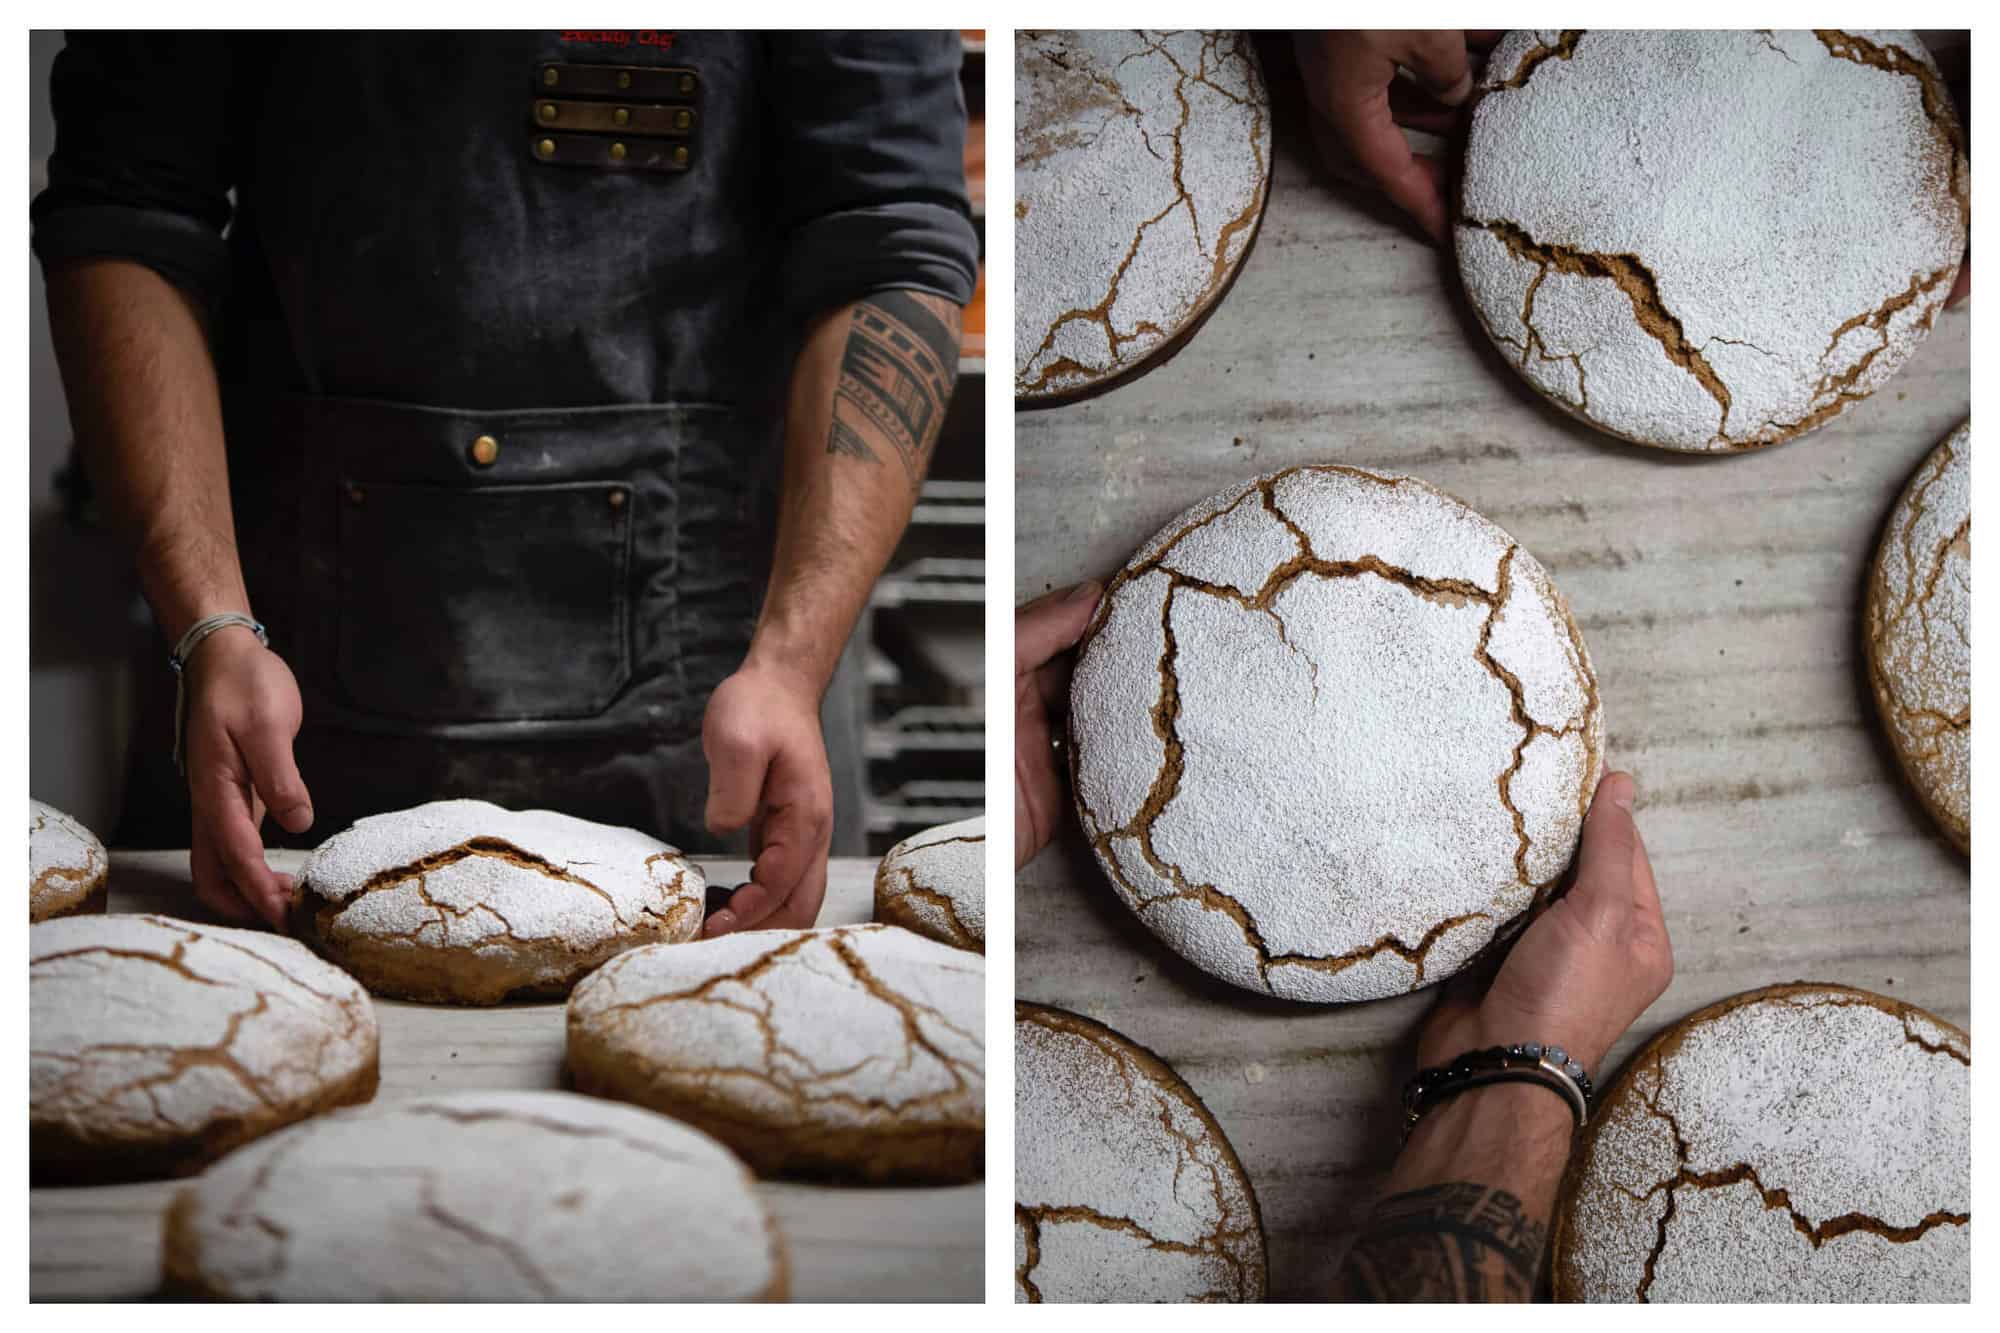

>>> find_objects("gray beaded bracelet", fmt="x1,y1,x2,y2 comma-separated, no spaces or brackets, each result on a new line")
169,612,269,775
1400,1043,1594,1141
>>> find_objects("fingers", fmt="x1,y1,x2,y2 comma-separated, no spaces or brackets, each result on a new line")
1317,69,1450,242
703,714,768,836
1391,30,1475,107
1016,581,1101,676
1565,770,1640,936
189,759,290,927
703,737,832,938
240,720,314,835
188,836,258,924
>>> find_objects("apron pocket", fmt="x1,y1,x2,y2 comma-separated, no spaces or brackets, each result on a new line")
335,479,633,722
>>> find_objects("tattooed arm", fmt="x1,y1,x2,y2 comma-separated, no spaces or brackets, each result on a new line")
1338,772,1676,1300
698,289,963,936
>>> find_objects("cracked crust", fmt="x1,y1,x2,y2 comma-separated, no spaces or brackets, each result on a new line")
1015,1002,1265,1302
30,800,108,922
566,923,984,1183
874,815,986,952
31,914,380,1184
294,799,705,1005
1458,30,1966,452
1068,465,1602,1003
1554,983,1969,1302
160,1090,786,1301
1015,30,1270,401
1864,421,1969,853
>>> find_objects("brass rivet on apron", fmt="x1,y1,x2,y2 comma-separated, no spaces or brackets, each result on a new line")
679,73,695,94
542,67,559,87
672,145,689,167
675,108,691,130
535,138,555,159
613,106,630,126
617,71,632,89
538,101,558,123
610,142,627,161
469,435,500,466
346,484,366,505
608,489,627,510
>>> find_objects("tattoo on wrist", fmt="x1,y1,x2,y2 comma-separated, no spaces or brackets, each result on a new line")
1336,1182,1548,1302
826,290,960,487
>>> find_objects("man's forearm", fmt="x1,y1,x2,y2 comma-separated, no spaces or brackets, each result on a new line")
752,289,964,691
1336,1084,1574,1300
46,258,249,643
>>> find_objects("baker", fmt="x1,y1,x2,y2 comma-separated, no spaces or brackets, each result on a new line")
34,32,978,933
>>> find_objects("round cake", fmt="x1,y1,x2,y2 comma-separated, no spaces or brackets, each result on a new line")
1458,30,1966,452
874,815,986,952
31,913,379,1182
1068,465,1602,1002
162,1089,785,1301
1016,29,1270,402
30,799,108,922
1865,421,1969,852
1554,983,1969,1302
294,799,704,1004
1015,1002,1265,1302
567,923,984,1182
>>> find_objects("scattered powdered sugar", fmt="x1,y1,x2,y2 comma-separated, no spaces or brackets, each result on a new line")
1560,984,1969,1302
1069,466,1602,1002
300,799,704,947
1016,30,1269,399
30,914,376,1139
169,1090,780,1301
875,815,986,949
1459,30,1966,451
568,923,984,1130
1015,1004,1263,1302
30,799,105,916
1866,421,1969,850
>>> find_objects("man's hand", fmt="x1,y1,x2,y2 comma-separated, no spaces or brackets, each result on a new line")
1015,582,1100,869
1296,31,1501,243
700,662,834,936
184,628,313,927
1421,770,1674,1076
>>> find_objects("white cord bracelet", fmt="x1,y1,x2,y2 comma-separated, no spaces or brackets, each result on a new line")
169,612,269,775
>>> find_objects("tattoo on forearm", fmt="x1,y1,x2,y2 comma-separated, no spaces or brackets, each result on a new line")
1336,1183,1548,1302
827,290,960,487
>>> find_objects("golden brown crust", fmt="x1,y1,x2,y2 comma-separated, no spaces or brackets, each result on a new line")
32,874,109,924
33,1037,380,1187
873,858,985,954
1015,1000,1268,1301
1551,981,1969,1301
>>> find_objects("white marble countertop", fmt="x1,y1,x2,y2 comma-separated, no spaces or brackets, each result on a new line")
30,851,982,1302
1014,68,1970,1301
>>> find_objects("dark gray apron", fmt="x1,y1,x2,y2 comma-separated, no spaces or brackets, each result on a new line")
117,33,825,851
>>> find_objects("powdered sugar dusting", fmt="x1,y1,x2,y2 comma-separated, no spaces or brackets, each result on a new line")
169,1090,780,1301
1560,984,1969,1302
301,799,703,950
1866,421,1969,850
1459,30,1966,451
875,815,986,950
1016,30,1269,399
568,923,983,1132
1015,1004,1263,1302
30,799,105,918
1069,466,1602,1002
31,914,376,1142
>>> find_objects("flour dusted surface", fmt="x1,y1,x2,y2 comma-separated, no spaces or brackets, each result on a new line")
875,814,986,950
1069,466,1601,1002
1459,30,1965,451
1015,1004,1263,1302
1016,30,1269,399
30,799,105,919
1866,422,1969,851
1558,984,1969,1302
166,1090,782,1301
31,914,377,1163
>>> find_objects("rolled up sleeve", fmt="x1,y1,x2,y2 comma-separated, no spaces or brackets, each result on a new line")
768,31,980,322
31,33,242,318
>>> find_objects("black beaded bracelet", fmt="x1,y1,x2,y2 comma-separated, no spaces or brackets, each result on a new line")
1400,1043,1595,1141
